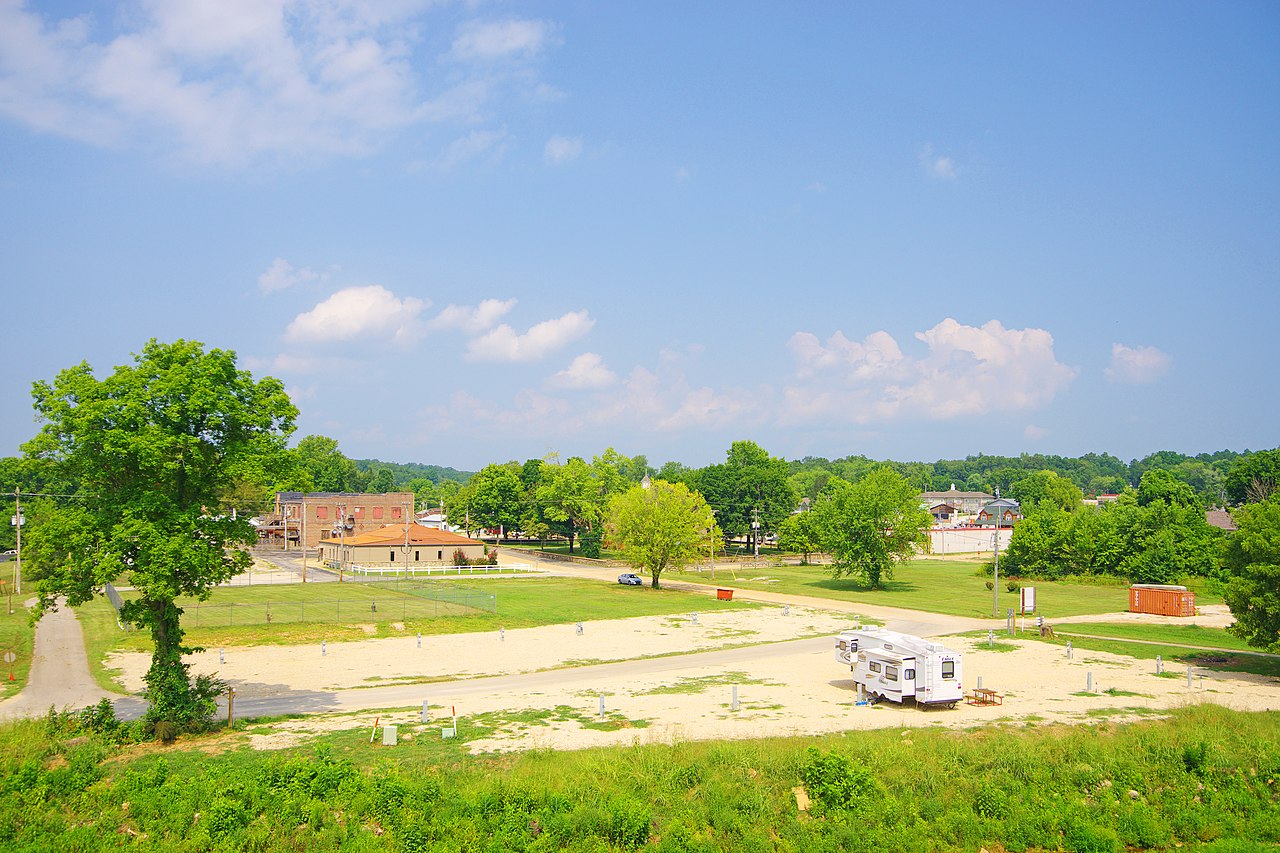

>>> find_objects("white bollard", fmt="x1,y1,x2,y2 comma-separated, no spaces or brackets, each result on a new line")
691,612,698,625
977,675,983,690
500,627,505,642
1156,655,1162,674
417,632,422,648
1066,640,1072,659
576,622,584,636
732,685,739,711
421,700,429,723
1187,666,1193,688
598,696,605,718
1087,672,1093,693
321,640,326,657
219,648,225,664
783,605,790,617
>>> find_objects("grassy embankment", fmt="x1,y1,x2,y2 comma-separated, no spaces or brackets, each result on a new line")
79,577,759,694
0,703,1275,852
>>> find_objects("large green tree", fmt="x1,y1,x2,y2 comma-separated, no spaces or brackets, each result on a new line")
23,340,297,729
605,480,719,588
536,457,604,553
1223,499,1280,652
812,468,931,588
1225,449,1280,506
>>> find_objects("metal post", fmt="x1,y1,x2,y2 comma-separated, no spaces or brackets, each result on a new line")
732,685,739,711
1187,666,1193,688
1066,640,1072,659
322,640,326,657
417,632,422,648
421,700,429,723
1156,655,1162,674
1087,672,1093,692
227,688,235,729
991,487,1000,617
598,696,605,718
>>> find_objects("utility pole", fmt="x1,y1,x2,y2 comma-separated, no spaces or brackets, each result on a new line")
11,489,22,596
752,505,760,558
991,487,1000,618
300,502,307,583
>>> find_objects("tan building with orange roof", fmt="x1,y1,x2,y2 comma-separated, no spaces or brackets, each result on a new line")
318,522,487,569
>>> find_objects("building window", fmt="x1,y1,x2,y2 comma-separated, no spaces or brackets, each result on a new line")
942,661,955,679
869,662,882,674
392,507,403,519
353,506,364,517
415,551,420,561
905,669,916,681
438,550,443,560
373,507,384,520
390,551,396,561
316,507,328,520
885,666,898,682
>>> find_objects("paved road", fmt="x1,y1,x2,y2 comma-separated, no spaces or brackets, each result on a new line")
0,598,144,721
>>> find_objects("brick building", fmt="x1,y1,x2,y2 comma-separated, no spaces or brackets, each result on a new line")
260,491,416,550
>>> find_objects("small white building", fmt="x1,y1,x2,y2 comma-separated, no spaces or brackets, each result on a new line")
319,523,487,569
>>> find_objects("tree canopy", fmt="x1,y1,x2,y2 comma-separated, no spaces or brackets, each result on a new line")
605,480,719,588
22,340,297,729
811,468,931,588
1223,499,1280,652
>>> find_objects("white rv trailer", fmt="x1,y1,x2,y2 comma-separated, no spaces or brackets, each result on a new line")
834,626,964,708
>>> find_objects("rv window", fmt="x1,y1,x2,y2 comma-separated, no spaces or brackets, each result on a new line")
885,666,898,682
942,661,955,679
905,669,916,680
869,662,881,674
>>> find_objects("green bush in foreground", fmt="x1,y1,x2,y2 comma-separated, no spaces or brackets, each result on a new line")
0,704,1276,851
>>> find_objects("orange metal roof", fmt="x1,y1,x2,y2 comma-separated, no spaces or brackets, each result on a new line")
320,523,485,548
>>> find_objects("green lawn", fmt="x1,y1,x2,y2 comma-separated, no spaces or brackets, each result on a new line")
1053,621,1258,652
1019,632,1280,679
677,557,1133,619
0,587,35,699
80,576,757,688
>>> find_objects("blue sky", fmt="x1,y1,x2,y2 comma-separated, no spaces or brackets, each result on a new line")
1,1,1277,471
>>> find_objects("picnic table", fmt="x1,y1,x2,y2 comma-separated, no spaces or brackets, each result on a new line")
966,687,1003,706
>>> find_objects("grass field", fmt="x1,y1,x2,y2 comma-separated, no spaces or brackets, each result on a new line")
2,703,1276,851
80,576,757,688
1017,629,1280,680
1053,622,1260,652
677,557,1143,619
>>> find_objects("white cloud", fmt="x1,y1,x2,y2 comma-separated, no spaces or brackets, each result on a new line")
1104,343,1171,384
467,310,594,362
0,3,559,165
284,285,427,345
1024,424,1050,440
789,330,906,380
258,257,318,293
785,318,1077,422
550,353,615,389
544,134,582,165
919,144,956,179
449,19,554,62
435,127,509,170
429,298,517,333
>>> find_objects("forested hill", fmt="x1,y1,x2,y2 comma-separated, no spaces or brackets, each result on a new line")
353,459,473,486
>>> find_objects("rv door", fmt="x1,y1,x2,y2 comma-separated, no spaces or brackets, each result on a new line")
901,657,917,699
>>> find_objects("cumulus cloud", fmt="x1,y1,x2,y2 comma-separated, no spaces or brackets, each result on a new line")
0,3,559,165
785,318,1077,422
1104,343,1171,384
258,257,318,293
543,134,582,165
429,298,517,333
551,353,616,389
284,285,427,345
919,144,956,179
467,310,594,362
449,19,554,62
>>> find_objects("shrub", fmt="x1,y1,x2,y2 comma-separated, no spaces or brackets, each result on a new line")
799,747,880,813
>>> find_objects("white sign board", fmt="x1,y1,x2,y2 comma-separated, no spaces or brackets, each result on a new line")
1020,586,1037,614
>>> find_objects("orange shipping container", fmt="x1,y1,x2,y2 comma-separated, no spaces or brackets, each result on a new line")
1128,584,1195,617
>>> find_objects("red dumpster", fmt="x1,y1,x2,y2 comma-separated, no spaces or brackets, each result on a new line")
1129,584,1195,617
716,588,734,601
